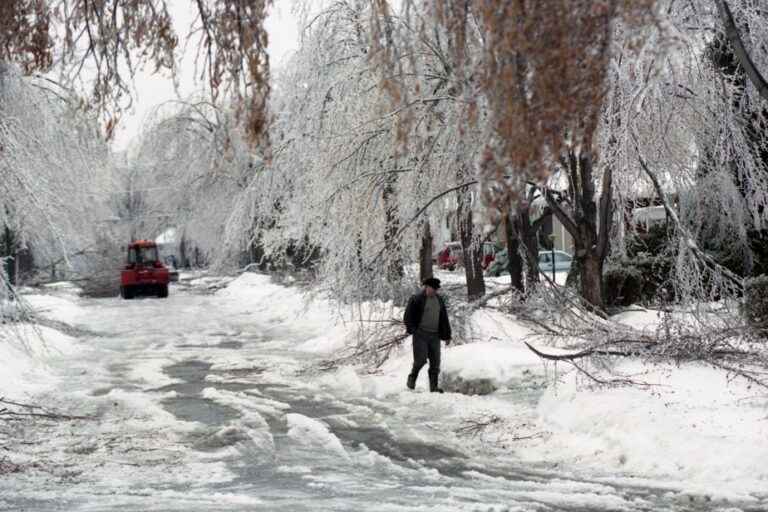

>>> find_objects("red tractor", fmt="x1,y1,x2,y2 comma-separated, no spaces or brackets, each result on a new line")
120,240,170,299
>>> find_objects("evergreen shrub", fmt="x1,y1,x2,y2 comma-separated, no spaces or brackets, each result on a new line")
604,265,644,307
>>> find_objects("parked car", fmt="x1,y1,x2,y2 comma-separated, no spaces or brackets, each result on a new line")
485,248,573,276
435,241,463,270
434,241,498,271
538,250,573,273
481,242,499,270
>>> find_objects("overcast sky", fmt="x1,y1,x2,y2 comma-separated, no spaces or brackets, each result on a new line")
111,3,300,151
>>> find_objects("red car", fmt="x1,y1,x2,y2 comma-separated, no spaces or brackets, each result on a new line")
435,241,498,271
481,242,498,270
435,242,462,270
120,240,170,299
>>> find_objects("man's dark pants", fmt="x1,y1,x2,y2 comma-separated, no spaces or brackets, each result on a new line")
407,330,441,390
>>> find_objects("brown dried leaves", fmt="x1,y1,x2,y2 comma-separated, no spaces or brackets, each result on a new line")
0,0,271,145
373,0,654,217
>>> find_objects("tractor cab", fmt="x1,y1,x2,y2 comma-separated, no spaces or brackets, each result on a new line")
120,240,170,299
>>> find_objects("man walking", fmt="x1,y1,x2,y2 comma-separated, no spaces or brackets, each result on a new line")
403,277,452,393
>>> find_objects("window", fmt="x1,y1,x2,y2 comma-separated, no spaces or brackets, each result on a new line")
539,253,551,264
555,252,572,263
128,246,159,264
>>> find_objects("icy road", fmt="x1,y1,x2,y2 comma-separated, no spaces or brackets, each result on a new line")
1,279,764,512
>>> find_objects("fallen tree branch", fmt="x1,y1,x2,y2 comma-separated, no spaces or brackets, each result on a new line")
569,360,653,388
0,397,40,409
454,414,503,437
0,397,93,421
523,341,637,361
0,410,91,421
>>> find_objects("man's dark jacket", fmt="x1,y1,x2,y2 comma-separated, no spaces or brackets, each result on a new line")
403,292,452,341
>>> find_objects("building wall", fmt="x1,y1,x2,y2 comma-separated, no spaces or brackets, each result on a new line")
539,215,574,255
554,218,574,253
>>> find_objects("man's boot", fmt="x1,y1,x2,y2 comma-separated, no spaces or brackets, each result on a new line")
406,372,417,390
428,372,444,393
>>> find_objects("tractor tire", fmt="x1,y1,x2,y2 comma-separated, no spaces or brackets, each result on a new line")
157,284,169,298
120,286,134,300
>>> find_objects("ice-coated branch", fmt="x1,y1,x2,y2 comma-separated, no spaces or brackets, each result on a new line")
365,180,478,270
714,0,768,102
631,131,744,290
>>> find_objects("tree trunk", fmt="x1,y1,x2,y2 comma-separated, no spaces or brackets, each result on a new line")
383,174,404,282
419,221,434,283
580,252,604,310
504,214,524,294
518,198,545,292
544,150,609,310
1,224,16,287
566,256,581,288
355,232,364,272
179,233,189,269
457,186,486,301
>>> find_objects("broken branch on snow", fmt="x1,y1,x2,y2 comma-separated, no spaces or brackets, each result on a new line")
0,397,93,422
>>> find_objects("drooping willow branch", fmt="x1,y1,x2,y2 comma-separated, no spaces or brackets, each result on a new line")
715,0,768,103
364,179,478,270
631,130,744,290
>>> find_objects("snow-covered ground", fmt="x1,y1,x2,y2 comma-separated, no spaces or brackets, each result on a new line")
1,272,766,511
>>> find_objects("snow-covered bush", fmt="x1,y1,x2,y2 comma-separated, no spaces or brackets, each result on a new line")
604,252,674,308
632,254,675,303
743,275,768,334
626,225,670,258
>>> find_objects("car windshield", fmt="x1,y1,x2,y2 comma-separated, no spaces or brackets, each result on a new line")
128,246,159,264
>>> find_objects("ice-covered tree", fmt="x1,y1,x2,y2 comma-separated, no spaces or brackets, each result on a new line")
131,99,259,264
0,0,276,291
224,0,490,302
0,64,113,284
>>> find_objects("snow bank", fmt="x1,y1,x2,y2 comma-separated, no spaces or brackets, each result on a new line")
439,309,540,387
613,308,664,332
0,287,84,395
286,413,349,459
24,291,84,326
519,362,768,499
202,387,276,452
217,271,768,498
0,323,79,395
0,298,21,320
219,272,363,355
218,273,331,334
